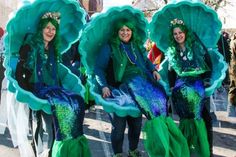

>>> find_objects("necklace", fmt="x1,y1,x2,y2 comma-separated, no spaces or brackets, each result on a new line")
44,49,49,60
179,47,188,61
121,42,137,64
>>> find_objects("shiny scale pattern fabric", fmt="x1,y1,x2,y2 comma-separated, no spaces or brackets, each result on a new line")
128,76,167,119
172,77,205,119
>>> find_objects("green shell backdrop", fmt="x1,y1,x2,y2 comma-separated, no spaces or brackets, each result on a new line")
79,6,148,117
149,0,227,96
3,0,86,113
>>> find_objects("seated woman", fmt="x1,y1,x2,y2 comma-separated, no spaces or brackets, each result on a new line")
15,12,91,157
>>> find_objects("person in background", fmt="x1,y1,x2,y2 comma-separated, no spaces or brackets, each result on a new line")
0,27,4,53
0,27,5,91
62,41,95,110
62,41,85,81
147,43,164,70
217,31,231,86
228,32,236,117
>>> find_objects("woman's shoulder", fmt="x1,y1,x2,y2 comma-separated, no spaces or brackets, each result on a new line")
97,43,112,57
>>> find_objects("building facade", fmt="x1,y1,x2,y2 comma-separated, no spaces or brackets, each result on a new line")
0,0,19,29
79,0,103,16
0,0,104,29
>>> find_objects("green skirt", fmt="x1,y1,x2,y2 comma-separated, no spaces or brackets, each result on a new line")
143,116,190,157
52,135,91,157
179,119,210,157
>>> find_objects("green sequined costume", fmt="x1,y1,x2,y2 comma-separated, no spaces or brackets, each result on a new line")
167,42,210,157
149,1,227,156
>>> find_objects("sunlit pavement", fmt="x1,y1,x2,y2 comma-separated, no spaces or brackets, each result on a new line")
0,97,236,157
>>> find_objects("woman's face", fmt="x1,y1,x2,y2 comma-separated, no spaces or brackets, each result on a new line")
118,25,132,43
43,22,56,43
173,27,186,45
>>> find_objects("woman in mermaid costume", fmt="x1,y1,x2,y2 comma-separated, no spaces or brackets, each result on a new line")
148,1,227,156
3,0,91,156
79,6,189,157
167,18,212,157
16,12,91,157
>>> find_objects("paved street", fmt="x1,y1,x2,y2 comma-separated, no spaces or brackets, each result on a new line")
0,105,148,157
0,103,236,157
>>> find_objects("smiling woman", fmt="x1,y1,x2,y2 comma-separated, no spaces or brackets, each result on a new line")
79,5,189,157
2,0,90,157
118,25,132,43
43,22,56,49
14,11,91,157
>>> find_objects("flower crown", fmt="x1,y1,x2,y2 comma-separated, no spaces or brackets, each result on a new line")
170,18,184,26
41,12,60,24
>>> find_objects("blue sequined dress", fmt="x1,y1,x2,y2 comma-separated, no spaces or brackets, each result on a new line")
36,86,91,157
22,40,91,157
127,76,189,157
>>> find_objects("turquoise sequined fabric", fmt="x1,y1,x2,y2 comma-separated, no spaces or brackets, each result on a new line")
172,78,204,119
37,86,85,141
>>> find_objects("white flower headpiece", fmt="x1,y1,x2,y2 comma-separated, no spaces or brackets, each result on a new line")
41,12,60,24
170,18,184,26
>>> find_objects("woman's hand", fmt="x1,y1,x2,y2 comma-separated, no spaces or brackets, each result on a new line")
102,87,111,98
153,70,161,81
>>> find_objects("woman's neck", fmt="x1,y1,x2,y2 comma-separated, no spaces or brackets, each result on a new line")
44,41,49,50
179,43,185,52
121,41,131,45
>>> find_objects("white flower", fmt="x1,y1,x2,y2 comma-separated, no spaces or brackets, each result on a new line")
183,56,187,60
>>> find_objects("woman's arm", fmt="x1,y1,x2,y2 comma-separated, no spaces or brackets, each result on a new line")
15,44,33,90
94,44,112,97
168,65,177,89
24,45,37,71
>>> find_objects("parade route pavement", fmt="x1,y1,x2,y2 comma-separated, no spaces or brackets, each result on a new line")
0,105,236,157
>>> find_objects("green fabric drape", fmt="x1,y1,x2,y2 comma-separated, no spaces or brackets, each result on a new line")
52,135,91,157
179,119,210,157
143,116,190,157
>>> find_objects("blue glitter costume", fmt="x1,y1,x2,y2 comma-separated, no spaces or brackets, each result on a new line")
21,35,91,157
3,0,90,156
